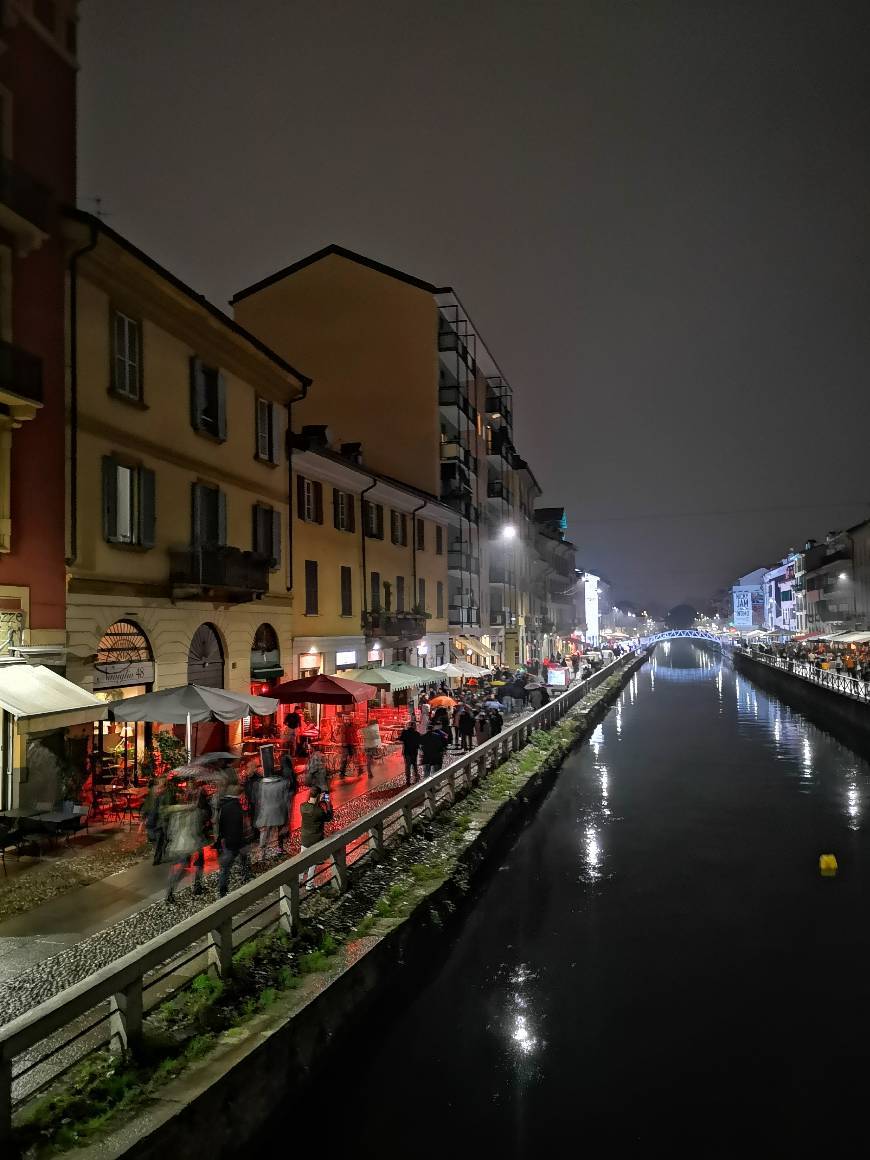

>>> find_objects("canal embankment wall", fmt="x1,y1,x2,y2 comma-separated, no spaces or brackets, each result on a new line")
733,651,870,757
73,653,646,1160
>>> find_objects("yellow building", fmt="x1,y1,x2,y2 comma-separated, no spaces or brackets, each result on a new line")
63,211,308,765
290,438,455,677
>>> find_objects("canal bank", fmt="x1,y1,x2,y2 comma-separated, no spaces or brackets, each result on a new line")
9,655,645,1158
260,640,870,1157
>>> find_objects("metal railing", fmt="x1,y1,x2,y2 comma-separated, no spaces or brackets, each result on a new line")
737,648,870,704
0,655,635,1140
169,546,270,597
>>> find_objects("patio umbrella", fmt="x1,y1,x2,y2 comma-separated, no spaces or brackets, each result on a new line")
431,663,466,679
340,666,421,692
273,673,376,704
483,699,503,710
110,684,278,754
383,662,436,683
191,751,238,764
490,679,507,687
429,695,457,708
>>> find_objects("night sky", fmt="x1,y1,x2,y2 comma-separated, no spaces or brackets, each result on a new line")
78,1,870,611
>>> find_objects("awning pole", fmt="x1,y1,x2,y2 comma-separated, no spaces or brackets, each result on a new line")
185,711,192,757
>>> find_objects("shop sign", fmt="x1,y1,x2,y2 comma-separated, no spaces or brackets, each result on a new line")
336,650,357,667
94,661,155,689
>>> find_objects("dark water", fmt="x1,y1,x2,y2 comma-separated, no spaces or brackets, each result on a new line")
285,644,870,1155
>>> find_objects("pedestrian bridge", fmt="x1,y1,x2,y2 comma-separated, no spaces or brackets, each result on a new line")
641,629,725,649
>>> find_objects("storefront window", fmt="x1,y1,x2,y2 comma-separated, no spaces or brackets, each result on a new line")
92,620,154,786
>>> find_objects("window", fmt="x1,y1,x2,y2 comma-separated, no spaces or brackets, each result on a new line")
304,561,318,615
252,503,281,570
416,519,425,551
417,578,426,612
396,575,405,612
191,482,226,547
190,358,227,439
340,566,353,617
111,311,142,401
435,525,444,555
371,571,381,612
296,476,323,523
390,510,408,546
333,489,356,532
364,501,384,539
101,457,155,547
436,581,444,618
255,398,279,463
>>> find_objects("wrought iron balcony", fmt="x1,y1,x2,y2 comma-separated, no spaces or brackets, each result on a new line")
361,609,428,639
0,339,43,407
0,156,53,236
448,605,480,626
448,549,479,573
170,546,270,601
487,479,511,502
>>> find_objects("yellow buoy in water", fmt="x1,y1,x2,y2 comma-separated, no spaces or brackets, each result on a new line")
819,853,838,877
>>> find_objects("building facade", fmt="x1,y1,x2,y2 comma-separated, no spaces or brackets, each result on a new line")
63,212,307,760
763,554,798,635
731,568,767,628
0,0,77,664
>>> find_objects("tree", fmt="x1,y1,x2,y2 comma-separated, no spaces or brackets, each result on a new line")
666,604,698,629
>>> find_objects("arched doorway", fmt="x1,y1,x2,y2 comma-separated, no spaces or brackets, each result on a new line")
188,623,224,688
92,620,155,785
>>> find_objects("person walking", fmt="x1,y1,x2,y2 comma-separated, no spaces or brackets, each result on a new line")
457,705,475,752
283,706,302,757
340,716,360,778
570,653,581,678
399,719,422,785
164,787,207,902
216,783,252,897
299,786,334,890
361,718,381,779
255,771,290,859
489,706,504,736
141,778,166,865
417,699,431,735
419,724,448,779
474,711,490,748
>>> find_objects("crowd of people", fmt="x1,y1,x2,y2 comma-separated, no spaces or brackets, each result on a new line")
747,640,870,683
140,647,623,902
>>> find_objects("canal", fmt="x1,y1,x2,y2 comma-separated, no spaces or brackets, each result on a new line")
287,643,870,1154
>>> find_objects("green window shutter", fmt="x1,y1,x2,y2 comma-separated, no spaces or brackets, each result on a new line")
269,403,280,463
191,482,203,545
217,490,227,546
333,488,341,530
347,494,356,533
111,311,124,392
139,468,156,548
189,357,204,430
296,474,306,521
216,372,228,441
102,456,118,542
376,504,384,539
314,481,324,524
271,509,282,571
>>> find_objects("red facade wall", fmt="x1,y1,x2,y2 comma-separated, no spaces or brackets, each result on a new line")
0,13,76,631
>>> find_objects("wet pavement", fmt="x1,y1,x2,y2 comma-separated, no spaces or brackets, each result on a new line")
278,643,870,1156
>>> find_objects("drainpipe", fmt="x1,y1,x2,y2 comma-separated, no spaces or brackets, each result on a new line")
285,378,310,593
360,478,377,623
410,501,427,665
65,220,99,565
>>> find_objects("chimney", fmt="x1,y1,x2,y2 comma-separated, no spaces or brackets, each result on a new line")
340,442,363,465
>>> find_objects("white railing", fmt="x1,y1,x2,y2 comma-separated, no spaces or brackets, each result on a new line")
0,655,637,1141
737,648,870,705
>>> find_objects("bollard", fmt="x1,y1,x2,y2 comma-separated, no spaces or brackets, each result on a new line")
447,770,456,804
425,785,438,819
109,977,143,1055
402,802,414,836
369,821,384,856
332,846,349,893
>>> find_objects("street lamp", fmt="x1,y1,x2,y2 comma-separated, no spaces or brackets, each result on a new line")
501,524,517,540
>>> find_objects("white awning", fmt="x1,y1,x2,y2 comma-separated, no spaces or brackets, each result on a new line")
452,635,497,661
0,664,108,734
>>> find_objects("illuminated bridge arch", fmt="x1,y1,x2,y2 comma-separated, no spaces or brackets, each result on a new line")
641,629,725,650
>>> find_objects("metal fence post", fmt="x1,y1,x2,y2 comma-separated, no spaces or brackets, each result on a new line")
0,1057,11,1148
207,919,234,978
369,821,384,855
446,770,456,803
332,846,349,893
109,977,143,1054
425,785,438,818
279,879,299,934
402,802,414,835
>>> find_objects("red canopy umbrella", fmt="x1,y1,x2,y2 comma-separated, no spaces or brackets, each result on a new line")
273,673,376,705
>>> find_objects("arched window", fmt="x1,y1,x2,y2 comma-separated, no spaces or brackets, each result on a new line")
251,622,282,680
94,620,153,686
188,623,224,688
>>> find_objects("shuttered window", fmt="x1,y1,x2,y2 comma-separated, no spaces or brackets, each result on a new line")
396,575,405,612
191,482,226,547
252,503,281,571
255,398,280,463
111,310,142,401
371,571,381,612
390,510,408,545
304,560,319,615
101,456,155,548
435,525,444,555
436,581,444,618
417,578,426,612
190,357,227,440
364,501,384,539
296,475,324,523
333,489,356,532
416,519,425,551
340,566,353,617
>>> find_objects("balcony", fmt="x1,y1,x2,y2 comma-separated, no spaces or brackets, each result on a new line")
486,428,511,459
448,549,479,573
487,479,511,503
448,605,480,626
489,565,513,585
170,546,270,602
0,157,52,253
362,609,428,640
490,610,509,626
0,339,43,415
439,385,477,424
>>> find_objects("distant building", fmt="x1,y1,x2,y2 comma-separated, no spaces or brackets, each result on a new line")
763,554,799,635
801,532,855,635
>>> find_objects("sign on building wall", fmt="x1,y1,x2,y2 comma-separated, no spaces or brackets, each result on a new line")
93,661,155,690
733,589,753,627
584,575,600,641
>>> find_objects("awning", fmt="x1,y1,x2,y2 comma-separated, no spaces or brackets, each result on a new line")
828,631,870,644
0,663,108,734
382,662,437,683
453,636,497,661
340,666,422,692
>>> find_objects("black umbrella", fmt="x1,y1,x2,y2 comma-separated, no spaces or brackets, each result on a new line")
191,751,239,765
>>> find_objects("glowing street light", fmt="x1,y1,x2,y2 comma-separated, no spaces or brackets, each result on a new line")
501,524,517,540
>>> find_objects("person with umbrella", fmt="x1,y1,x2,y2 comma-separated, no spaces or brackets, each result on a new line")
474,710,490,747
216,782,252,897
456,703,475,752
